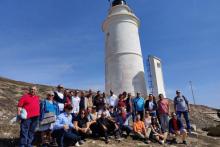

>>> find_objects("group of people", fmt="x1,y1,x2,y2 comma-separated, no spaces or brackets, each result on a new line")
17,84,191,147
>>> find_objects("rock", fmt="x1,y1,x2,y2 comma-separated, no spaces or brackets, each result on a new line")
0,111,3,117
207,125,220,137
189,132,199,138
191,124,197,132
9,116,17,125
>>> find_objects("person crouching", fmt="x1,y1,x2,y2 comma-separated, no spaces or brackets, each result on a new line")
169,112,188,145
52,104,83,147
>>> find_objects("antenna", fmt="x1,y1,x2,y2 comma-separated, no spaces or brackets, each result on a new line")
189,81,196,105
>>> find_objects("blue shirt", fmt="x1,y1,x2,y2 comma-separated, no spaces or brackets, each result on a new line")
53,112,74,130
174,96,188,112
133,97,145,111
45,100,57,115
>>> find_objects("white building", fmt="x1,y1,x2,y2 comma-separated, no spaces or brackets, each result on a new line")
148,55,166,97
102,0,147,96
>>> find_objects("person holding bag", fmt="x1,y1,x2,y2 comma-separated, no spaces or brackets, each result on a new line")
17,86,40,147
39,91,60,146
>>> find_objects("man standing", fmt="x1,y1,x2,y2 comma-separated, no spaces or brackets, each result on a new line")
107,90,118,109
174,90,191,133
17,86,40,147
125,93,133,113
54,85,65,113
133,92,145,120
157,94,170,133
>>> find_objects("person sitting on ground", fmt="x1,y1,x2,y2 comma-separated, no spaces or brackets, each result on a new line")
150,117,167,145
39,91,60,146
74,109,91,142
109,106,118,119
52,104,83,147
144,111,152,139
133,114,150,144
96,111,121,144
116,108,132,137
145,94,157,117
169,112,188,145
98,105,111,118
90,106,98,120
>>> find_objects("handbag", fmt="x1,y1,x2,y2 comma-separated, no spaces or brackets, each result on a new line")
40,112,56,126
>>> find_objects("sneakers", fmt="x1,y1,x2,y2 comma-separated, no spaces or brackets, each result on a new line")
183,140,187,145
159,140,165,145
79,140,84,145
105,139,109,144
74,142,80,147
172,138,178,144
144,139,150,144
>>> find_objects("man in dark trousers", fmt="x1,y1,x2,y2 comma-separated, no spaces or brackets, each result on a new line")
17,86,40,147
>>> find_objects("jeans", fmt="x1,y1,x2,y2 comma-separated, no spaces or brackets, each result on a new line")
137,111,144,121
159,114,169,132
120,125,132,136
150,111,157,117
176,111,191,130
53,129,81,147
19,116,39,147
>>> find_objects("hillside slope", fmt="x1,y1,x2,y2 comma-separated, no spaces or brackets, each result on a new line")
0,76,219,146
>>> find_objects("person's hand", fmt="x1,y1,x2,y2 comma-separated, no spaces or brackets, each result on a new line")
63,125,69,131
103,125,107,131
175,130,180,135
188,109,191,112
82,128,88,133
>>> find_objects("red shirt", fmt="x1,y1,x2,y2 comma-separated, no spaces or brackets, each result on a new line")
18,93,40,119
172,118,179,131
157,98,169,114
118,99,126,108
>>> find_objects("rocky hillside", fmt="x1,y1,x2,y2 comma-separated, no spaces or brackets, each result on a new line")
0,76,220,146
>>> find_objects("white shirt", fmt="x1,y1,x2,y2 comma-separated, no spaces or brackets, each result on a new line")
98,109,111,118
71,96,80,114
55,91,64,112
107,95,118,107
149,101,154,110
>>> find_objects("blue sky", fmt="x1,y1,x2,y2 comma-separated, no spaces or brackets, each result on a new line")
0,0,219,108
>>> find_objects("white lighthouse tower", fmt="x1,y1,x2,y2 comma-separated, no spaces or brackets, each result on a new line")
103,0,147,96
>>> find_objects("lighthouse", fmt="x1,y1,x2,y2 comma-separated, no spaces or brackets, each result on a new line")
103,0,147,96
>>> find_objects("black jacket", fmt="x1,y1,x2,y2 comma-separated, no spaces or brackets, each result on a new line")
145,100,157,111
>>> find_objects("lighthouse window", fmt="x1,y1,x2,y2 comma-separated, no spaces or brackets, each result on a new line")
157,62,161,68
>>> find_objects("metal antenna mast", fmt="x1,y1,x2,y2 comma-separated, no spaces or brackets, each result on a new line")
189,81,196,105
